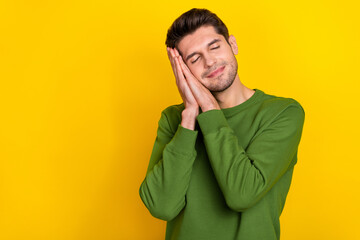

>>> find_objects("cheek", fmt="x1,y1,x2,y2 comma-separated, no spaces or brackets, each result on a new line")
227,51,236,61
188,66,203,79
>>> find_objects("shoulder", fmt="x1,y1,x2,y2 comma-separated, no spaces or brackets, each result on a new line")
158,102,185,133
162,102,185,117
259,91,304,114
256,91,305,127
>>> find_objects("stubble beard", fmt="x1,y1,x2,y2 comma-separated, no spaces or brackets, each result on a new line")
202,57,238,93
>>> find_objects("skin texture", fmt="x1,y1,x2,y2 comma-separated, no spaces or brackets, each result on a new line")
177,26,238,95
166,25,255,130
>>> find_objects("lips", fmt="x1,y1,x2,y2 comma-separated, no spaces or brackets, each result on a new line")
206,66,225,78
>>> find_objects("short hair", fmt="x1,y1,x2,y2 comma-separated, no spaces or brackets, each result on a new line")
165,8,230,49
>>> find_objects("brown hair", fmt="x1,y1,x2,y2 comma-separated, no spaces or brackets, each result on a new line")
165,8,230,49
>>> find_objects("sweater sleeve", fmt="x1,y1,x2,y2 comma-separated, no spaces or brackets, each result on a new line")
196,103,305,212
139,109,198,221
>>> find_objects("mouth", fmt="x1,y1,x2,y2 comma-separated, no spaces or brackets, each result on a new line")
206,66,225,78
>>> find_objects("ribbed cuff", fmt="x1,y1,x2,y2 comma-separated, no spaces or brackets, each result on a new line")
166,124,198,154
196,109,229,135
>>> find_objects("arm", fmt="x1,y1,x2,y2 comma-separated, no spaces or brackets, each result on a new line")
139,109,198,221
196,102,305,212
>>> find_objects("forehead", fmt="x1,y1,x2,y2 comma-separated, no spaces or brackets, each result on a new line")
177,25,224,56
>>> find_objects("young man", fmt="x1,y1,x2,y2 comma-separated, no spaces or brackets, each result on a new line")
139,8,305,240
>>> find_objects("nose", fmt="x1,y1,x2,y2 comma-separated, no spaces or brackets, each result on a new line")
204,53,216,68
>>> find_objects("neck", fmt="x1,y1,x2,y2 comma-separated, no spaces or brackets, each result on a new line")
212,74,255,109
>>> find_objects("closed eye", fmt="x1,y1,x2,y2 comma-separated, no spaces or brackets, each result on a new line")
191,56,200,64
191,45,219,64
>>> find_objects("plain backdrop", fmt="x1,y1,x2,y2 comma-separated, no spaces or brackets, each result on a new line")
0,0,359,239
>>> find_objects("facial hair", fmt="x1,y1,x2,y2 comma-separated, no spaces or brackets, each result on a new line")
201,57,238,93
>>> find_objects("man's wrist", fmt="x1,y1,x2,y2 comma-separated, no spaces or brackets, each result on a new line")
181,107,199,130
201,103,221,112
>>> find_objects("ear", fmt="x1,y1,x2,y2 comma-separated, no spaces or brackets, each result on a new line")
228,35,238,55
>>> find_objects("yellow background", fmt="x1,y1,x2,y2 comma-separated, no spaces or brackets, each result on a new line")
1,0,359,239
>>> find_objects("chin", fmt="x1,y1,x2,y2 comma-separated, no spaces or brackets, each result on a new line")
208,75,235,93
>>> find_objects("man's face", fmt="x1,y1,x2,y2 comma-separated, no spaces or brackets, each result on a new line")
177,25,238,92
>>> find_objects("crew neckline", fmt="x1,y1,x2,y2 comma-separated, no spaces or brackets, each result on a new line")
220,88,264,117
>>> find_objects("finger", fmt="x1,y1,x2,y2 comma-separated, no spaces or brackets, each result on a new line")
178,56,205,95
166,48,176,65
166,47,172,60
167,47,174,63
170,48,176,58
173,56,188,97
174,56,196,100
174,48,180,57
179,56,203,89
178,55,195,81
178,55,192,73
176,56,198,96
168,49,188,91
174,56,185,83
170,49,178,69
167,48,178,77
173,50,186,84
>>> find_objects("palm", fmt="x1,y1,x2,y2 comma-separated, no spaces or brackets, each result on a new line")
167,48,199,109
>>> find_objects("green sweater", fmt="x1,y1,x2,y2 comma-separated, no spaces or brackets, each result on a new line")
139,89,305,240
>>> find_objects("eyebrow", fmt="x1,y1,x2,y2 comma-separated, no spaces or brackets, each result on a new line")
185,38,221,62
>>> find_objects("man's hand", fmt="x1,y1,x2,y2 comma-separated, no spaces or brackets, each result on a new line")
167,47,199,130
174,49,221,112
167,47,199,112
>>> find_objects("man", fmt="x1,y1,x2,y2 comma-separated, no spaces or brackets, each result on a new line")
139,8,305,240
